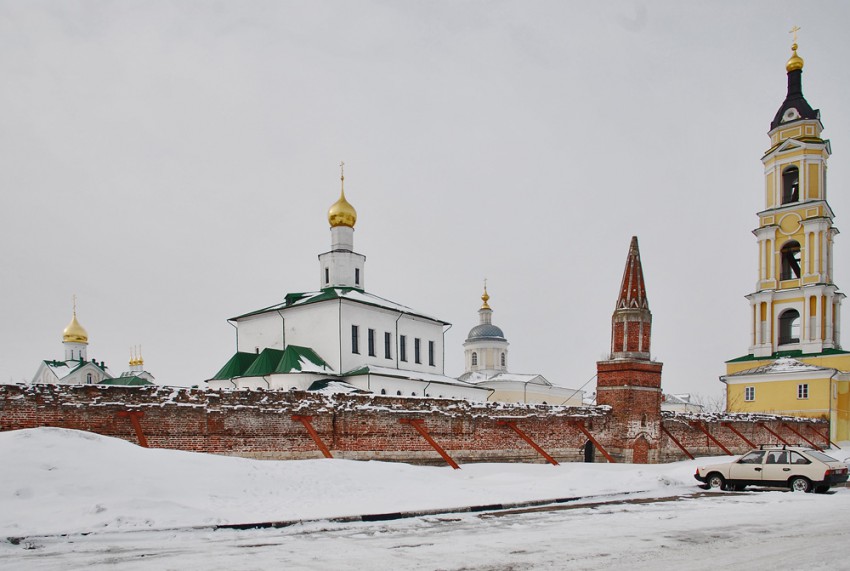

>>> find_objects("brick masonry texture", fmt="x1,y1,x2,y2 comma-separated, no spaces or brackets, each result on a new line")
0,384,830,464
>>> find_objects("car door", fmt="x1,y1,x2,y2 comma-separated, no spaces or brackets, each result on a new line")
728,450,766,485
760,449,791,485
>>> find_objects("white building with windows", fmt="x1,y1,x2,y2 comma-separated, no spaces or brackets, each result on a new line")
206,170,488,400
459,289,584,406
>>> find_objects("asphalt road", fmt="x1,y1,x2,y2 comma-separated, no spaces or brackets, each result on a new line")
3,488,848,570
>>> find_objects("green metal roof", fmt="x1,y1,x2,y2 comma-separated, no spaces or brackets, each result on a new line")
210,346,333,380
726,347,850,364
274,345,332,373
210,352,260,380
243,348,287,377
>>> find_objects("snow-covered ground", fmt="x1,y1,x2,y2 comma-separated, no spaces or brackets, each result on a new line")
2,428,849,570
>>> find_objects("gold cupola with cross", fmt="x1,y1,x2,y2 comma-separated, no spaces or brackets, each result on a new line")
746,32,843,358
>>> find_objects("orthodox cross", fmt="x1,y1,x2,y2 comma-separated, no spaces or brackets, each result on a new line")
789,25,800,43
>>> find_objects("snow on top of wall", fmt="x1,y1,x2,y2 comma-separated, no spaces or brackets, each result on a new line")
662,410,828,424
0,383,606,420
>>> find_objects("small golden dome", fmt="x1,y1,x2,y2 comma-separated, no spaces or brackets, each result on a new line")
481,287,491,310
328,163,357,228
786,43,804,72
328,190,357,228
63,312,89,344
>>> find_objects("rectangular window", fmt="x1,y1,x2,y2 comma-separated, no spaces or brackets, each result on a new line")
414,338,421,364
325,268,329,285
351,325,359,354
428,340,435,366
798,383,809,399
384,332,392,359
355,268,360,286
399,335,407,362
744,386,755,402
367,328,375,357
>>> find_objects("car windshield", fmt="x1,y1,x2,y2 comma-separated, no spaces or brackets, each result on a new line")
738,451,766,464
805,450,841,463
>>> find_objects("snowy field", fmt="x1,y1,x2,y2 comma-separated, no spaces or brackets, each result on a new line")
2,428,849,570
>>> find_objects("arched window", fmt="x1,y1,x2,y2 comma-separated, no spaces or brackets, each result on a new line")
782,166,799,204
641,413,648,427
380,388,386,395
500,352,506,367
778,309,801,345
86,373,92,384
780,241,801,280
396,390,402,396
471,352,478,366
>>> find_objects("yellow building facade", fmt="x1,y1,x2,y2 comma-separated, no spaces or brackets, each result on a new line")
723,39,850,442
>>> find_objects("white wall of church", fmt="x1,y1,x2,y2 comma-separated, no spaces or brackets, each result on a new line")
345,374,485,401
338,302,446,376
237,303,343,370
236,300,447,378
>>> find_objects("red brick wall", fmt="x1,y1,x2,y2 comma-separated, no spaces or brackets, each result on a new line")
0,384,829,465
0,384,615,464
660,413,831,462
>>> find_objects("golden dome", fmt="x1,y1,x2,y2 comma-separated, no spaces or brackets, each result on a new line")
328,167,357,229
786,43,804,72
63,312,89,344
480,286,491,310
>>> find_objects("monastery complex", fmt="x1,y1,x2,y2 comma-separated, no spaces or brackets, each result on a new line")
9,37,850,459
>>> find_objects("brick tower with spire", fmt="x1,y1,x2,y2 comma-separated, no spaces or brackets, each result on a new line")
596,237,663,463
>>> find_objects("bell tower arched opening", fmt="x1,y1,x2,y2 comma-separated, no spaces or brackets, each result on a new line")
778,309,801,345
780,241,801,280
782,165,800,204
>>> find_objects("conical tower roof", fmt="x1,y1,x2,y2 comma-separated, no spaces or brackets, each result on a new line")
616,236,649,311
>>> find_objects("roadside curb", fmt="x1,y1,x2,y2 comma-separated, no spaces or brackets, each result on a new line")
213,489,659,531
6,488,682,544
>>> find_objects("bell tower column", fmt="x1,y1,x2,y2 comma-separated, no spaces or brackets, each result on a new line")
745,36,844,357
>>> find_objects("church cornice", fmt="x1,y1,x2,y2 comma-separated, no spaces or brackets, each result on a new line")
756,199,835,220
762,137,830,162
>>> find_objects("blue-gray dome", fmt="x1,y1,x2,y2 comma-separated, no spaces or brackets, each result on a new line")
467,323,505,340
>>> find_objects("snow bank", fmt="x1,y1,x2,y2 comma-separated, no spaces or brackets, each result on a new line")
1,427,732,537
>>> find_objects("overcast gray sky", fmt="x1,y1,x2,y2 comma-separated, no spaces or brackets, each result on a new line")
2,1,848,401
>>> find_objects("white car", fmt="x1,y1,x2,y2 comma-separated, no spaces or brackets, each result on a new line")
694,445,849,493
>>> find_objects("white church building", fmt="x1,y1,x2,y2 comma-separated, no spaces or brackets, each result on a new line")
31,305,156,387
459,288,585,406
206,168,489,400
32,306,113,386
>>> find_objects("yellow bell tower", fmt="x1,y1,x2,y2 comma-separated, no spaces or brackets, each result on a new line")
724,33,850,441
748,36,842,357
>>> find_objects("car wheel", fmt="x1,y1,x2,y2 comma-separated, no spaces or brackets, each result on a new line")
707,473,726,490
789,477,811,493
815,485,830,494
